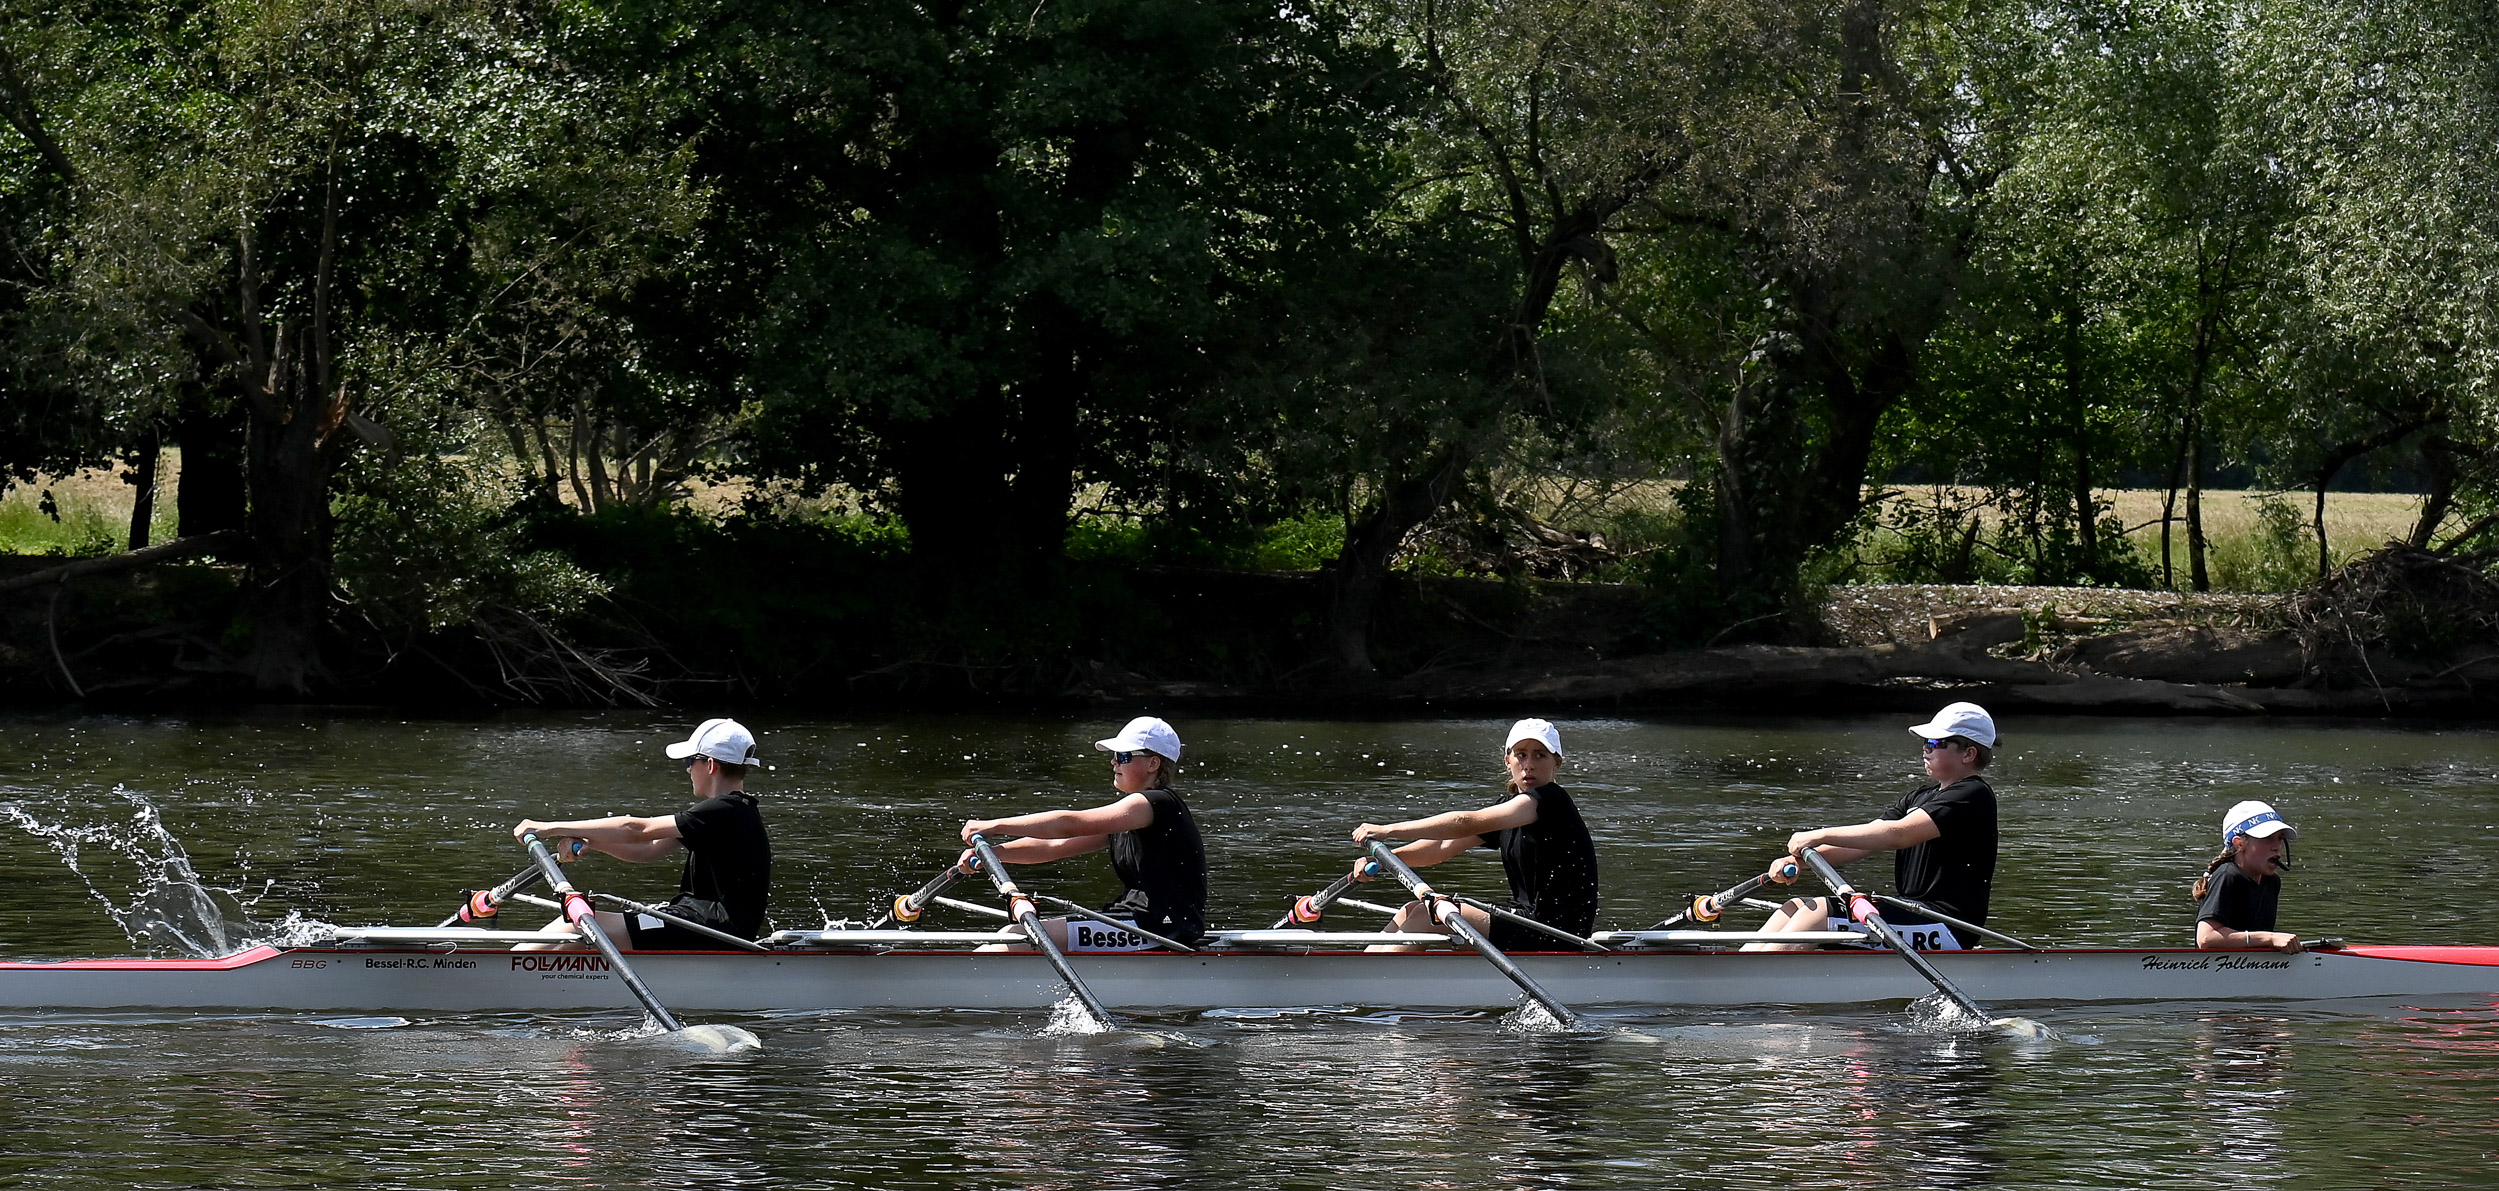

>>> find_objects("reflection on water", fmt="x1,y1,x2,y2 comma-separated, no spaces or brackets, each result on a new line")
0,711,2496,1188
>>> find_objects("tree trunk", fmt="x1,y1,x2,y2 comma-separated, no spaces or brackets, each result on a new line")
174,389,247,541
2065,308,2096,569
125,428,161,551
2185,424,2208,592
1326,447,1471,676
2409,433,2457,551
239,365,346,694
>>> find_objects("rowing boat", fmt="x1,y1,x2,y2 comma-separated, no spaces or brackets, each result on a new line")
2,926,2494,1014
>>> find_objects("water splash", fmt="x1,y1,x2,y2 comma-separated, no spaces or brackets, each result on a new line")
1038,994,1112,1036
1906,993,2059,1041
0,786,271,956
1499,998,1576,1036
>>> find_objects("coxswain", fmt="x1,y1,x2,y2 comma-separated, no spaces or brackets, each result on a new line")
2195,800,2304,952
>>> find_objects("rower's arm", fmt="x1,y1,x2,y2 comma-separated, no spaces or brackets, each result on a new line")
1767,811,1938,882
513,815,683,864
1356,793,1539,844
962,793,1154,844
1800,810,1939,858
2197,920,2303,952
980,834,1112,865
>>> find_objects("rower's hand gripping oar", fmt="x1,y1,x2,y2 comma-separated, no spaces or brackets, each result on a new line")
1792,847,2046,1038
517,831,760,1053
1273,863,1378,929
964,834,1119,1030
1363,840,1584,1031
1647,864,1795,930
438,865,546,928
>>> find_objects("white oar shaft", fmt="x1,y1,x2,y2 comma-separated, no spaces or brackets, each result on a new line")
1364,841,1582,1030
966,835,1116,1028
1794,848,1993,1022
520,832,687,1033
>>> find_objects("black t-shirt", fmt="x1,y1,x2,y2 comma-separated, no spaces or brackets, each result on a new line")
1101,787,1208,945
2196,860,2280,933
1476,783,1601,935
1883,775,1997,928
670,791,772,939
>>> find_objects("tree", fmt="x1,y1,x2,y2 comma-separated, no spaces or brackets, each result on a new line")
7,0,703,690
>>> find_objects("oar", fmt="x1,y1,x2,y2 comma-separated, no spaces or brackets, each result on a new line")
1449,894,1612,952
1030,892,1198,953
1363,840,1583,1030
437,865,543,928
1792,847,2045,1037
505,890,770,953
964,834,1118,1029
1645,863,1795,930
1869,893,2040,951
1272,863,1379,928
870,865,965,929
517,831,759,1052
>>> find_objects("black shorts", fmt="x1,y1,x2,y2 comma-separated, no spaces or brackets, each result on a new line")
1483,904,1586,952
621,902,746,950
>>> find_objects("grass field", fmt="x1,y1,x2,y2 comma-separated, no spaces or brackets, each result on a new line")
0,459,180,556
1,458,2432,595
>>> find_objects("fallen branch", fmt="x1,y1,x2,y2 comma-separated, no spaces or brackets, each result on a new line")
0,531,240,596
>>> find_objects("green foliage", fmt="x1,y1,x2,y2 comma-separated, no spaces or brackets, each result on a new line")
331,395,608,633
2205,494,2315,594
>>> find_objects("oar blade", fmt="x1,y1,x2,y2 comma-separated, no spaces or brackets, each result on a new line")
668,1023,764,1054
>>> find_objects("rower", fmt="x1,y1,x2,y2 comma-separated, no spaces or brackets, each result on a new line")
510,717,773,951
1350,718,1599,954
1743,702,1999,953
955,716,1207,952
2195,800,2303,952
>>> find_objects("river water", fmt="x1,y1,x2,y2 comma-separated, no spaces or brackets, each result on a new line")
0,711,2494,1189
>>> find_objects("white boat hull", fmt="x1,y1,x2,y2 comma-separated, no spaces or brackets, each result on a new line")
2,944,2495,1014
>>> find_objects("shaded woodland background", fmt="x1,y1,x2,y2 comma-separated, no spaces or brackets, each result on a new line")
5,0,2499,705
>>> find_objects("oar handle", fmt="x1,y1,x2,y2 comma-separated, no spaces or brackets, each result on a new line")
1793,846,1993,1023
437,865,545,928
1363,840,1583,1030
1274,864,1379,929
1647,863,1794,930
966,834,1116,1027
520,831,687,1033
889,866,963,926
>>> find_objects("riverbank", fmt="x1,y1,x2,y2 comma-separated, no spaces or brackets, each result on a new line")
7,538,2493,715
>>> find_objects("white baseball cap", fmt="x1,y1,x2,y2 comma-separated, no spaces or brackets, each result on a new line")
1095,716,1182,762
1908,702,1997,748
666,717,763,768
2223,800,2298,847
1505,718,1563,757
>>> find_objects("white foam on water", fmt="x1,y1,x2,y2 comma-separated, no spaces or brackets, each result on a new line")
309,1017,413,1030
1498,998,1577,1036
1037,994,1113,1036
1906,992,2060,1041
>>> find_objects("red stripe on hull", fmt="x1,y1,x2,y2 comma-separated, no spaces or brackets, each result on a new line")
0,946,283,971
2339,945,2499,966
